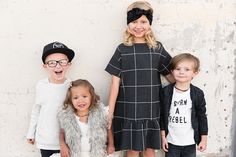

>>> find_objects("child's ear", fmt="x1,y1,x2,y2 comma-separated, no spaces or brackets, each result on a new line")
43,64,47,68
193,71,199,77
127,27,132,34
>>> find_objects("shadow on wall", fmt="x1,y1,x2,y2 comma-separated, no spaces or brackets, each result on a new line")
231,119,235,157
233,127,236,157
232,53,236,157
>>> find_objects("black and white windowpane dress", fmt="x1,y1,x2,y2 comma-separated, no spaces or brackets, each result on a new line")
105,42,172,151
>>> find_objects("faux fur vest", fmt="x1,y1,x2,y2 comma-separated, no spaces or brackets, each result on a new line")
57,103,107,157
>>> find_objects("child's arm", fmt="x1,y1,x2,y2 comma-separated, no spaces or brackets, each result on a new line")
197,135,207,152
107,128,115,154
196,90,208,152
26,102,41,145
59,129,70,157
107,75,120,129
161,130,168,152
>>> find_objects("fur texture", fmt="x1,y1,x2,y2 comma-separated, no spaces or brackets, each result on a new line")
58,103,107,157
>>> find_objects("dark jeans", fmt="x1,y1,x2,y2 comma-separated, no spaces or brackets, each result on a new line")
40,149,60,157
166,143,196,157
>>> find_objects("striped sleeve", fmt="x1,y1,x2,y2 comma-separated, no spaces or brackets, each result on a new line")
158,43,172,76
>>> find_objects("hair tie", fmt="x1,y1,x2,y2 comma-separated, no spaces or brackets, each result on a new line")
69,82,73,88
127,8,153,25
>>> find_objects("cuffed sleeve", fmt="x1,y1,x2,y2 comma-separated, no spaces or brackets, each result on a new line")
105,47,122,78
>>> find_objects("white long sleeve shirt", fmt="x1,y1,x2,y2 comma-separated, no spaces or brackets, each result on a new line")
27,78,71,150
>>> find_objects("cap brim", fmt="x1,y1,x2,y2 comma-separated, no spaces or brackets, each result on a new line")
42,48,75,63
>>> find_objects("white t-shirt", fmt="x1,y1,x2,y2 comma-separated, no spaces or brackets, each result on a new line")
167,88,195,146
75,115,91,157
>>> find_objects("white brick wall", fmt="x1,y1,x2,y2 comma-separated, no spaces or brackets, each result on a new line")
0,0,235,156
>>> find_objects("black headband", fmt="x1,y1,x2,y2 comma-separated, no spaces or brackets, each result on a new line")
127,8,153,25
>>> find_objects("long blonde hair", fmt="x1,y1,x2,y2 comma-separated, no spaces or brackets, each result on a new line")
124,1,158,48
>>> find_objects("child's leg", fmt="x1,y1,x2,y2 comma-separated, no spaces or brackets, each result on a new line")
107,151,123,157
142,148,155,157
181,144,196,157
126,150,139,157
40,149,60,157
166,143,181,157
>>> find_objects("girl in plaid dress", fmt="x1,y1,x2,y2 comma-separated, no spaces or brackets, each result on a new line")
105,1,174,157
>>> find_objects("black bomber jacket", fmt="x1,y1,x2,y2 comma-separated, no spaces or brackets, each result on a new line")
160,83,208,144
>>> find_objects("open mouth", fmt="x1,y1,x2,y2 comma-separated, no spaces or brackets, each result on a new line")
134,30,144,34
78,104,87,108
54,70,63,75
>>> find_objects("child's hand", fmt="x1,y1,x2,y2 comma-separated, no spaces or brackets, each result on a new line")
60,142,70,157
197,135,207,152
107,112,113,129
107,143,115,154
161,136,168,152
27,138,35,145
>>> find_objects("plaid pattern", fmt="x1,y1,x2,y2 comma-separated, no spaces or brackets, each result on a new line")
105,43,172,151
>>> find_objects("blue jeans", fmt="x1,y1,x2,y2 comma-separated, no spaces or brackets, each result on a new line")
40,149,60,157
166,143,196,157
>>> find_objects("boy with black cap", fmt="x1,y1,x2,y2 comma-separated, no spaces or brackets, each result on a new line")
27,41,75,157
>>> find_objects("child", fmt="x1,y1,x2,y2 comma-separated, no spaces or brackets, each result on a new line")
160,53,208,157
57,79,114,157
105,1,174,157
26,41,75,157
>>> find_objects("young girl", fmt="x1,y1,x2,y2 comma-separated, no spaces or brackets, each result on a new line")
105,1,174,157
57,79,113,157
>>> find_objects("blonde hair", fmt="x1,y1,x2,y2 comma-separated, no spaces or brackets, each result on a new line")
124,1,158,48
63,79,100,111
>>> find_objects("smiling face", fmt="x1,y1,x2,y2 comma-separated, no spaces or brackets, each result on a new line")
43,53,71,84
71,86,91,115
172,60,198,84
128,15,151,43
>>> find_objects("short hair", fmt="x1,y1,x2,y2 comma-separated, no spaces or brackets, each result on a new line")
170,53,200,72
63,79,100,111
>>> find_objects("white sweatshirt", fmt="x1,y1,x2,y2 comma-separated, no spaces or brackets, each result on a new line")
27,78,71,150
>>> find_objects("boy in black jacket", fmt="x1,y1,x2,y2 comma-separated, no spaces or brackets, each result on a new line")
160,53,208,157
